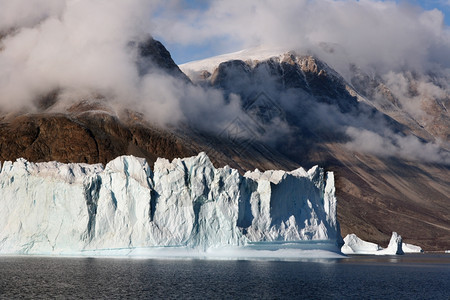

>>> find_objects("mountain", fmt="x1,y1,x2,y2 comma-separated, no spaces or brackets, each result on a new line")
0,37,297,172
181,49,450,251
0,39,449,251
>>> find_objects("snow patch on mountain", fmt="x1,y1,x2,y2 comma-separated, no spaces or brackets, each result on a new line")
0,153,342,257
180,46,288,74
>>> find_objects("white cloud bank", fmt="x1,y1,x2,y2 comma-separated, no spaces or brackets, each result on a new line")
0,0,247,129
154,0,450,74
0,0,152,109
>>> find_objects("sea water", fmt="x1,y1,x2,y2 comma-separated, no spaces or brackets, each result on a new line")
0,254,449,299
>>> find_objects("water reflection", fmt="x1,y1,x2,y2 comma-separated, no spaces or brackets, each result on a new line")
0,254,448,299
340,253,450,266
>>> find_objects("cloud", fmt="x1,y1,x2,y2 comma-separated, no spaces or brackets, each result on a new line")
153,0,450,75
0,0,251,132
0,0,152,108
381,70,450,119
345,126,450,164
0,0,66,31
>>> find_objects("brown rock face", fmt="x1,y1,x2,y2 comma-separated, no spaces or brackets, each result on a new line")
0,112,192,166
0,108,296,173
0,115,99,163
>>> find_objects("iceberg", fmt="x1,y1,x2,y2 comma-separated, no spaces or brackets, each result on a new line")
342,232,422,255
340,233,382,254
0,153,343,258
402,243,423,253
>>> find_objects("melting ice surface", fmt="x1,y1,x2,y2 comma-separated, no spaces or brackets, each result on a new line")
0,153,343,259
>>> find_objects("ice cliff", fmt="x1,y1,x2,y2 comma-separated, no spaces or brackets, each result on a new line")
0,153,342,256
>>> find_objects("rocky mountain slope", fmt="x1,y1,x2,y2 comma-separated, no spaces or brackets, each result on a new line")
181,50,450,251
0,38,295,172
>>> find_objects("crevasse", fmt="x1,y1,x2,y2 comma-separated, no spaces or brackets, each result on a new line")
0,153,342,255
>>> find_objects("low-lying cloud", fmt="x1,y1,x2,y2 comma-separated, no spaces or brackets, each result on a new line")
345,127,450,164
0,0,151,110
0,0,248,131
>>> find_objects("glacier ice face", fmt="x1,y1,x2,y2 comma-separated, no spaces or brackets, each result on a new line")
0,153,342,256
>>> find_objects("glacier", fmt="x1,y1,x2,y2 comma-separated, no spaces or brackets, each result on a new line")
0,153,343,258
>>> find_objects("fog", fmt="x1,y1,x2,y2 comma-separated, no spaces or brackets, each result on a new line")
0,0,249,131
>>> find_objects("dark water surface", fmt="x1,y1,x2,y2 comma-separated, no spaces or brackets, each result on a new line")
0,254,449,299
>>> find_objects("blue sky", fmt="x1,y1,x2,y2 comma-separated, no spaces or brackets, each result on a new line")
414,0,450,22
156,0,450,65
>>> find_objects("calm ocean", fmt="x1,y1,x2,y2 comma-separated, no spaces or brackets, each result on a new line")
0,254,449,299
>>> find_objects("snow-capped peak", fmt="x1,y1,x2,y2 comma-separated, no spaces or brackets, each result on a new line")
179,45,290,74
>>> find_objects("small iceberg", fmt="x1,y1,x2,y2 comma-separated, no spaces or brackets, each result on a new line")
402,242,423,254
341,232,422,255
